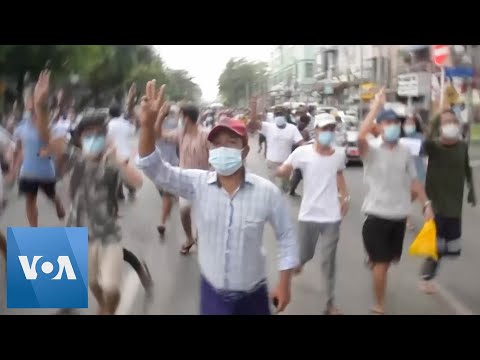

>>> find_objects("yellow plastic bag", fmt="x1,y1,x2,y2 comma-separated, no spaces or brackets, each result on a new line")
409,220,438,260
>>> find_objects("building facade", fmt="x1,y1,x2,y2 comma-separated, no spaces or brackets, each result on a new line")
314,45,400,106
268,45,317,104
268,45,480,120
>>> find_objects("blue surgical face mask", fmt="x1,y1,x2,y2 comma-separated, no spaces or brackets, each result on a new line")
275,116,287,128
209,147,243,176
317,131,334,146
403,124,416,136
383,124,401,143
82,135,106,157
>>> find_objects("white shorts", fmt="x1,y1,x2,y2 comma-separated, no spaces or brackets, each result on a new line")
88,241,123,293
179,197,192,211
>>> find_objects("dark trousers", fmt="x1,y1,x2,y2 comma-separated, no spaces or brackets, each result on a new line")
258,134,266,148
420,215,462,281
290,169,303,194
118,159,136,198
200,276,271,315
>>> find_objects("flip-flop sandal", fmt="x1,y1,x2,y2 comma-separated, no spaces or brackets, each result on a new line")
419,281,437,294
180,242,196,256
157,225,166,237
370,307,385,315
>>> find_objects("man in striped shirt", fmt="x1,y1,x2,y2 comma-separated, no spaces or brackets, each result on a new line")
155,103,210,254
137,81,299,315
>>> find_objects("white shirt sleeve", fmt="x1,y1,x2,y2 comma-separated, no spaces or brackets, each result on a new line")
292,126,303,144
284,146,300,168
337,150,347,171
260,121,271,136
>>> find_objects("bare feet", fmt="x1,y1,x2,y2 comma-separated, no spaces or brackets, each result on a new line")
324,306,343,315
180,240,196,256
370,305,385,315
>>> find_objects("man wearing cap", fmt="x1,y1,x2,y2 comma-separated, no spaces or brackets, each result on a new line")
137,81,299,315
276,113,349,315
249,103,303,193
358,88,433,315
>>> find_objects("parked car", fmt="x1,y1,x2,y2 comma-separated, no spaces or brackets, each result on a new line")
345,129,361,165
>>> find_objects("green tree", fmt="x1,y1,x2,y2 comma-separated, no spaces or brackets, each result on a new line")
128,59,167,93
0,45,204,110
218,58,268,106
165,69,202,102
0,45,78,106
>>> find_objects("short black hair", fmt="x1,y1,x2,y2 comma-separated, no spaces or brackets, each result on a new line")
72,113,108,147
181,104,199,124
300,115,310,124
109,104,122,118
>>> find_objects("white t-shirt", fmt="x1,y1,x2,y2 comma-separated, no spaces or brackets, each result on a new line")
285,144,346,223
261,122,303,163
107,117,136,161
51,117,72,140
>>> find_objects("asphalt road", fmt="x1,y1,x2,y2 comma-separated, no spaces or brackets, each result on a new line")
1,135,479,315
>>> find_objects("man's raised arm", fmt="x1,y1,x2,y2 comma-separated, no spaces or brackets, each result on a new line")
358,87,385,157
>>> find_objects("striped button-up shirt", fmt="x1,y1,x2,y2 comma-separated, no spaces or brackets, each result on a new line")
137,148,299,292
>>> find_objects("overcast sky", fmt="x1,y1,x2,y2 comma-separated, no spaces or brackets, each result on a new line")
154,45,273,102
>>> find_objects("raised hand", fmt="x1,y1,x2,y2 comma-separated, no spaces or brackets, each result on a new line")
374,86,386,107
128,83,137,103
155,102,170,129
34,70,50,110
56,88,64,106
139,80,166,128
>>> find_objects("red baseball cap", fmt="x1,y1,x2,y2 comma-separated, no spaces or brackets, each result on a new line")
207,118,248,144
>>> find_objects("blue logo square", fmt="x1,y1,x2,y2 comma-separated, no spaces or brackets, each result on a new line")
7,227,88,309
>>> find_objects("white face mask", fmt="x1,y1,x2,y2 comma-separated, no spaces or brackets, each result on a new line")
403,124,416,136
441,124,460,140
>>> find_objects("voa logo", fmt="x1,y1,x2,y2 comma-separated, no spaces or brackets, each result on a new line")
18,255,77,280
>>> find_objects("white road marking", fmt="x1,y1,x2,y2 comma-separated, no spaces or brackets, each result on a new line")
115,269,142,315
431,280,475,315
